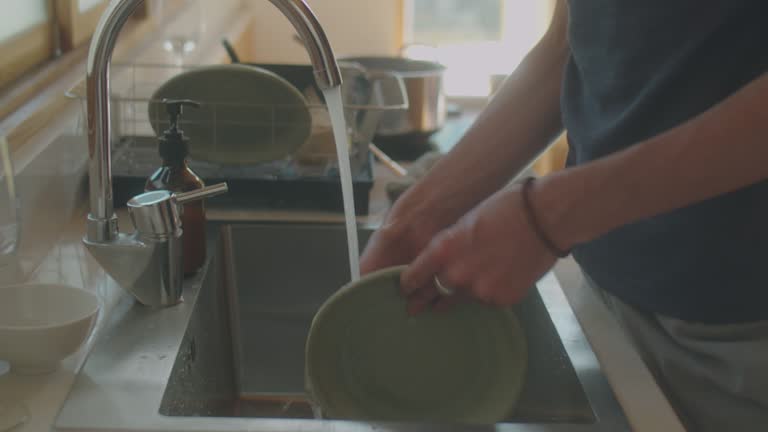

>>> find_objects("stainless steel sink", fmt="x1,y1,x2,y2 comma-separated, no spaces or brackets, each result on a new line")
56,223,630,432
161,224,593,423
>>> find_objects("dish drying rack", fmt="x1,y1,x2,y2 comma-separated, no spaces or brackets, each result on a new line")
67,62,408,214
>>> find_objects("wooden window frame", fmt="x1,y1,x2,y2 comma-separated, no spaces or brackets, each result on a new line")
0,0,156,124
0,0,154,92
133,1,155,19
397,0,406,51
55,0,110,51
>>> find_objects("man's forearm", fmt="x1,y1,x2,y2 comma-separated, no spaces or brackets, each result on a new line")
537,72,768,250
388,0,569,228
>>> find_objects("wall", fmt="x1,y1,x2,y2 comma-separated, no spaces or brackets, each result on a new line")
244,0,402,63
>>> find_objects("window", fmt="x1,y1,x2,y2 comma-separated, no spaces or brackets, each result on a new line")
0,0,50,42
0,0,55,89
403,0,555,97
410,0,503,45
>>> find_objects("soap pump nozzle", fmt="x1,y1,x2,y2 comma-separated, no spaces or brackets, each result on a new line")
159,99,200,161
162,99,200,134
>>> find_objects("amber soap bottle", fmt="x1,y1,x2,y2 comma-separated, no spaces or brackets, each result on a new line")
146,99,206,276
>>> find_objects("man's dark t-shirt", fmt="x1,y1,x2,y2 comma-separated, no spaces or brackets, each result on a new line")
561,0,768,323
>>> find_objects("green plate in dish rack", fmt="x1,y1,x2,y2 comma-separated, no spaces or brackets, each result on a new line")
148,64,312,165
305,266,528,424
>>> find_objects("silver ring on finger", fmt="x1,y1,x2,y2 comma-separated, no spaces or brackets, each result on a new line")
434,274,456,297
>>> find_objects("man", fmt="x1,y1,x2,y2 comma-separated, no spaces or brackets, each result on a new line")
359,1,768,430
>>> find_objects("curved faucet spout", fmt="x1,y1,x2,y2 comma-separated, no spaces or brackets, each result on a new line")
84,0,342,306
85,0,342,243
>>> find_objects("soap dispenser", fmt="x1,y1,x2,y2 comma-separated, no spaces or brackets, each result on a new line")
146,99,207,276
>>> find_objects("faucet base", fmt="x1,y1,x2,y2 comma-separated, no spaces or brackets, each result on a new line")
84,231,184,308
87,213,119,243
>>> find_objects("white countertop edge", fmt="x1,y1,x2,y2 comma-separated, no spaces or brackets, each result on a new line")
553,258,686,432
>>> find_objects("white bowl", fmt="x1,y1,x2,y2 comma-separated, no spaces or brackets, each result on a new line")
0,284,100,375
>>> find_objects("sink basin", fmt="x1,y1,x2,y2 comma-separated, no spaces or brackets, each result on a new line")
160,224,593,423
56,223,630,432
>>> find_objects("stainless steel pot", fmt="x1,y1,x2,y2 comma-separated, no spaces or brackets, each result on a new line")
341,57,447,138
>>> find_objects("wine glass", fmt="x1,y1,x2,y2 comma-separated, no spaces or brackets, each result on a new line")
0,136,21,285
155,0,204,66
0,137,27,432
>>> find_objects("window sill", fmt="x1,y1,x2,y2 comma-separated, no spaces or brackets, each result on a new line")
447,95,492,110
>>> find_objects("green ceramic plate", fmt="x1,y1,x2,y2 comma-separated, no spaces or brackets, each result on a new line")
148,64,312,165
305,266,528,424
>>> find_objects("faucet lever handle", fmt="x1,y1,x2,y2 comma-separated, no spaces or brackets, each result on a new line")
174,183,229,205
126,183,228,237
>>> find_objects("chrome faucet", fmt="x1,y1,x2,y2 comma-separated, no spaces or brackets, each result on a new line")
84,0,343,307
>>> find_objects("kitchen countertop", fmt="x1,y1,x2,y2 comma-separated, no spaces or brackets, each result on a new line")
0,159,397,432
1,110,684,432
0,213,126,432
1,175,684,432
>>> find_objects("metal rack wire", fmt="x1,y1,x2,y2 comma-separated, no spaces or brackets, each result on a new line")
66,62,408,173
